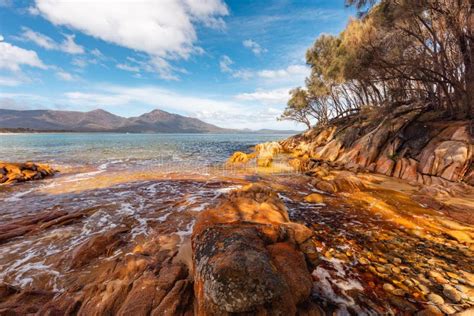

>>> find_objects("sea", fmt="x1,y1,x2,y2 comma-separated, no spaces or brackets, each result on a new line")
0,132,289,290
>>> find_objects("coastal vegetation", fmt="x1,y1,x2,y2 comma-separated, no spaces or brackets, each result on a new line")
281,0,473,128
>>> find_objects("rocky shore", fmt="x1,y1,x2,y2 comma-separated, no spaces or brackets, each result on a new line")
0,162,56,185
0,111,473,315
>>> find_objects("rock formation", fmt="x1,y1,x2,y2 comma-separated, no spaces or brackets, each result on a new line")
0,162,56,184
192,183,318,315
233,107,473,186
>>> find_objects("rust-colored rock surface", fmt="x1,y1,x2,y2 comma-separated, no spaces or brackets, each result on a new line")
192,183,316,315
241,108,473,185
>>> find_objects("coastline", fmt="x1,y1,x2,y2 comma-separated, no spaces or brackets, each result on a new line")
0,121,473,314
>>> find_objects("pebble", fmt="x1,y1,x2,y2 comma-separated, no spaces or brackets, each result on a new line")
392,257,402,264
383,283,395,292
358,257,369,265
427,293,445,305
428,271,449,284
392,266,401,274
446,272,461,280
443,285,462,303
438,304,456,315
415,305,443,316
392,289,405,296
418,284,430,294
378,257,388,264
403,279,414,287
376,266,386,273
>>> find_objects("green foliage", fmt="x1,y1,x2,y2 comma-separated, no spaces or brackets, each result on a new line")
280,0,473,129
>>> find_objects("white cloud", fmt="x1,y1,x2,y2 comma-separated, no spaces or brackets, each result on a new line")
33,0,228,79
61,34,84,54
0,41,47,71
232,69,253,80
116,63,140,72
222,63,308,86
71,57,89,68
0,0,12,7
90,48,103,58
115,55,179,80
235,88,291,105
0,76,22,86
243,39,267,55
19,27,84,54
219,55,233,73
0,35,4,42
56,70,78,81
257,64,307,79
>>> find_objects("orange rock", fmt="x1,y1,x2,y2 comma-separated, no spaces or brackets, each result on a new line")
69,227,129,269
282,222,314,245
267,242,313,305
0,161,56,184
304,193,324,203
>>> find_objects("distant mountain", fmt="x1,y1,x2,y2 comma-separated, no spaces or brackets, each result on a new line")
0,108,226,133
245,129,301,134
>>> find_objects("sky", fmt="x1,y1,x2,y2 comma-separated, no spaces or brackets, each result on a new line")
0,0,354,130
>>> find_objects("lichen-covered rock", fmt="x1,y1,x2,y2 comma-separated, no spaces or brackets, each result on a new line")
227,151,250,164
0,162,56,184
192,184,315,315
245,109,472,186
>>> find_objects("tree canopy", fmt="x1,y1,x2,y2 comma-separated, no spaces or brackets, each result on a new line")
281,0,473,128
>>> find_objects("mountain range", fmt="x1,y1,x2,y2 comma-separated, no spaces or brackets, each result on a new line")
0,109,298,134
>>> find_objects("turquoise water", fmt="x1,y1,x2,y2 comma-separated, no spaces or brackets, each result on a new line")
0,133,290,170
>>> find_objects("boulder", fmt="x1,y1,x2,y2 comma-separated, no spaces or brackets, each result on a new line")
227,152,250,164
0,162,56,184
192,184,315,315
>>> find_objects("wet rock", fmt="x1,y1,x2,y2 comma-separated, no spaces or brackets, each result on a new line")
418,284,430,294
456,307,474,315
116,271,161,316
439,304,457,314
416,305,443,316
228,152,252,164
282,222,314,245
332,171,365,192
193,225,287,313
267,242,313,305
69,227,130,269
151,279,193,316
312,179,337,193
192,184,314,314
428,271,449,284
0,162,56,185
428,293,445,305
383,283,395,292
443,284,463,303
304,193,324,204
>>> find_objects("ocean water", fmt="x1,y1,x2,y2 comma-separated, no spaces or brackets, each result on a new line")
0,132,291,290
0,132,289,171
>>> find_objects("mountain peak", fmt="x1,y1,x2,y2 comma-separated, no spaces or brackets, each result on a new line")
0,108,225,133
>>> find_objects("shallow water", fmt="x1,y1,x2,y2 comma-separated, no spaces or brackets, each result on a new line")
0,133,286,291
0,133,289,171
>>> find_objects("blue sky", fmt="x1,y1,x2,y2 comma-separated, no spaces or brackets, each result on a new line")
0,0,354,130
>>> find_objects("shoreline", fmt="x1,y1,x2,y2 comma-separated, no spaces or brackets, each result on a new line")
0,126,473,314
